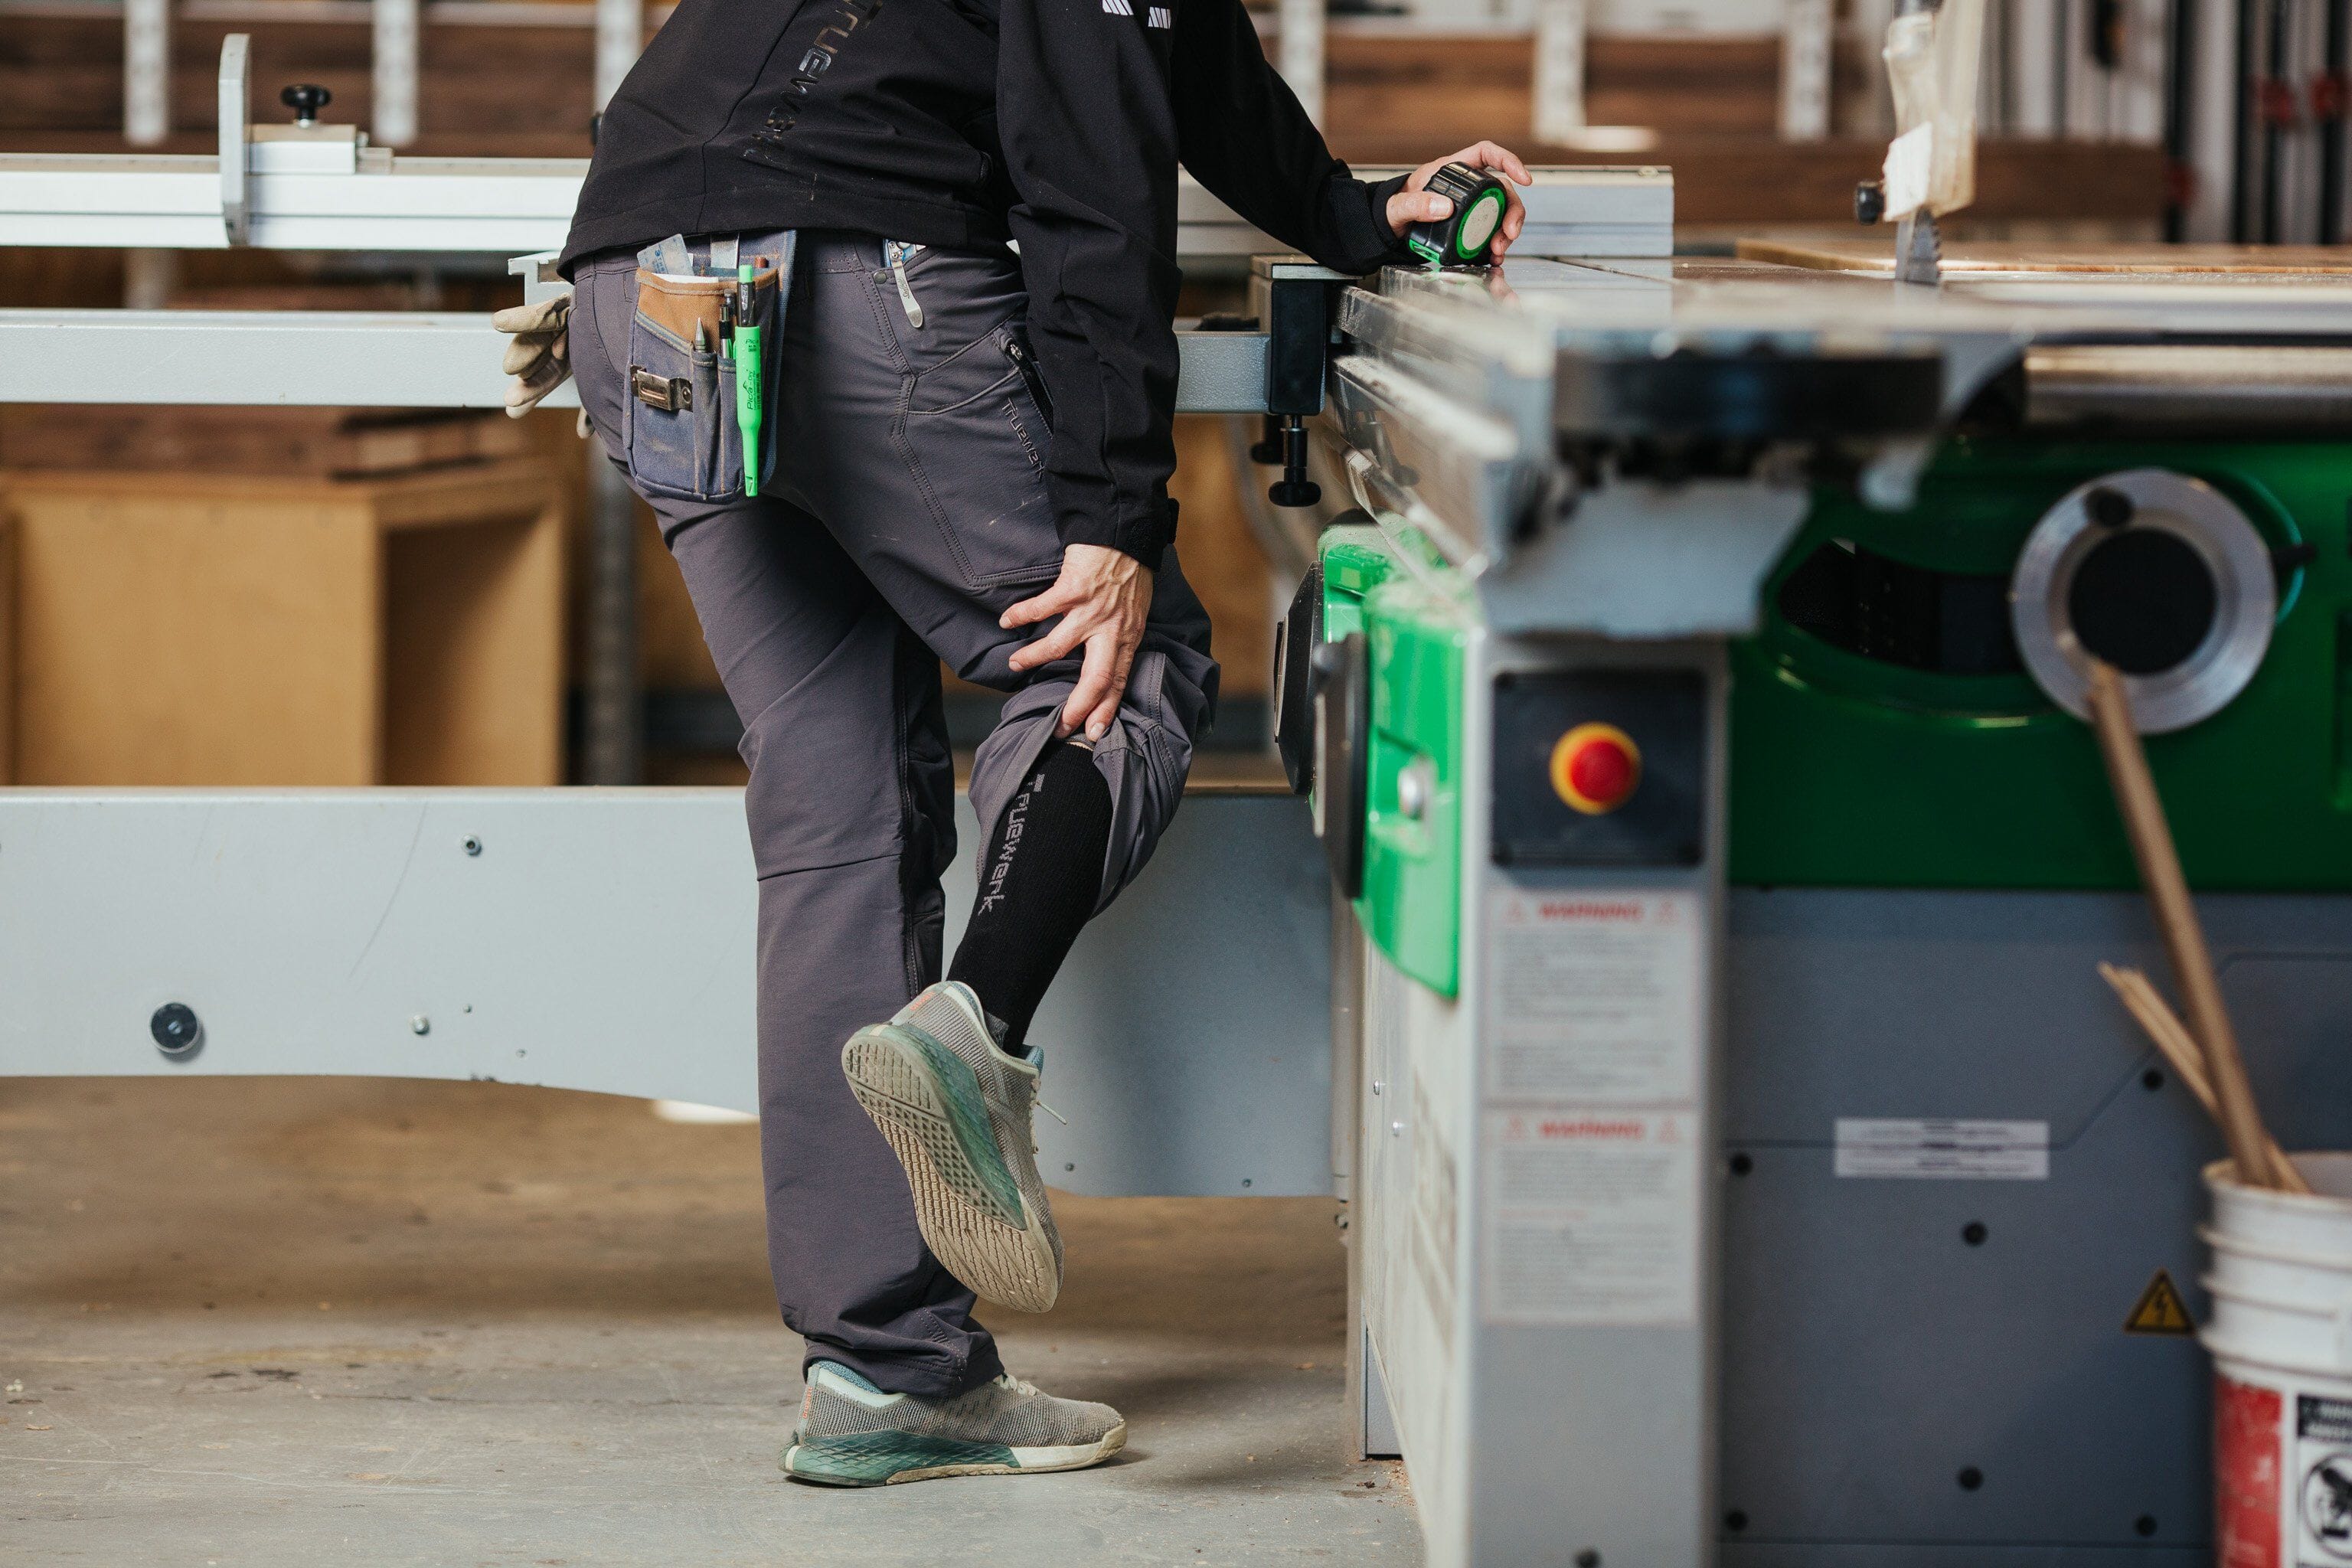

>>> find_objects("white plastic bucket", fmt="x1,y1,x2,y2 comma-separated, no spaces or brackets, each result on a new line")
2202,1155,2352,1567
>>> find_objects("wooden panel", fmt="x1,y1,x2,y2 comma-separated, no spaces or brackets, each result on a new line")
1170,415,1272,699
381,489,565,785
1322,32,1781,146
6,472,382,785
0,407,531,478
2,459,567,786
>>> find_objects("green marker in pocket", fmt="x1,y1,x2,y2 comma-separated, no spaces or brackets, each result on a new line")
730,263,763,498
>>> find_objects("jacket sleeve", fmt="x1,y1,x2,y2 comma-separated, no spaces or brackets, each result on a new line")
998,0,1188,567
1171,0,1416,276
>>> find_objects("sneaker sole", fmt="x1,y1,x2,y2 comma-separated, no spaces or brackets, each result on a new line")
841,1023,1060,1312
780,1421,1126,1487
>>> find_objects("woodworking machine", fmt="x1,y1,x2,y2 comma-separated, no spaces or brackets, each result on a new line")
1271,248,2352,1566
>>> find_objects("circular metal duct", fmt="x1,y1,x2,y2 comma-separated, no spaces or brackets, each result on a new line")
2010,469,2278,734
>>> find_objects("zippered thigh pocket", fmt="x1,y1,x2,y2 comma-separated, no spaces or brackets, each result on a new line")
1001,323,1053,426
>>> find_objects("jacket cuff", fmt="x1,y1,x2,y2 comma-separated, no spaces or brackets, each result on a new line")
1060,498,1178,571
1351,174,1421,270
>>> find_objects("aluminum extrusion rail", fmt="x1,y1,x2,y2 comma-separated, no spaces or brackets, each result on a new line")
0,309,1275,412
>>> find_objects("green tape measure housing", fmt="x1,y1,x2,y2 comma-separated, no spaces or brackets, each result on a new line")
1406,162,1510,269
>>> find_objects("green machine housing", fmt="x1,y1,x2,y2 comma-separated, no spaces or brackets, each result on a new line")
1308,436,2352,991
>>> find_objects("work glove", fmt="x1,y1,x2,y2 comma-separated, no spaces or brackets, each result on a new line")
492,290,573,419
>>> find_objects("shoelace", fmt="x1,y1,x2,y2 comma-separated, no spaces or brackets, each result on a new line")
997,1374,1047,1399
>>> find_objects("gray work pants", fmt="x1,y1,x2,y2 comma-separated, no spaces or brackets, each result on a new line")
570,230,1217,1396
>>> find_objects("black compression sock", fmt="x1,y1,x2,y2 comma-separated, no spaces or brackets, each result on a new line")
947,737,1113,1050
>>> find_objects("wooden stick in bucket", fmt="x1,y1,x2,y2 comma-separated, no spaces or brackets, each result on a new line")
2098,962,2308,1192
2084,659,2293,1192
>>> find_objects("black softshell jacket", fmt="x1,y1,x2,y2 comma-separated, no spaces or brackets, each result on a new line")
560,0,1413,565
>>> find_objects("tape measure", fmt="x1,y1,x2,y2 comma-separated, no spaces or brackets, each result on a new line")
1406,162,1510,269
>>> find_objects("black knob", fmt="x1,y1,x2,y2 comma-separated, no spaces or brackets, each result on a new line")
280,83,332,126
1854,179,1886,226
150,1002,203,1058
1269,478,1321,508
2086,486,2135,529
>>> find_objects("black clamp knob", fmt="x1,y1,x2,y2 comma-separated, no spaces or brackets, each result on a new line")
1266,413,1321,509
1854,179,1886,226
281,83,332,127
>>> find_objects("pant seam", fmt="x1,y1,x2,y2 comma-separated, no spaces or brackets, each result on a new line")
891,627,926,999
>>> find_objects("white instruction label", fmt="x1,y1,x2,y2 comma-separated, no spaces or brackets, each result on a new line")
1834,1119,2050,1181
1484,888,1702,1105
1481,1109,1700,1326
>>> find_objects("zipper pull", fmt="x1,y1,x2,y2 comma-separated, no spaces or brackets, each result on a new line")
888,241,924,329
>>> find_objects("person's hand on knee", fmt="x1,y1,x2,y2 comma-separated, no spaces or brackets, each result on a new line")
1003,544,1154,741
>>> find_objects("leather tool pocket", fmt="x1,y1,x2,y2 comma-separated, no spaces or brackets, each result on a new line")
623,263,783,501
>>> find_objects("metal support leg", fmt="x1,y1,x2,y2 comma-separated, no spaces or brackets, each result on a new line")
1277,0,1325,127
124,0,172,147
593,0,642,111
1781,0,1834,139
372,0,422,148
581,443,642,786
1533,0,1589,142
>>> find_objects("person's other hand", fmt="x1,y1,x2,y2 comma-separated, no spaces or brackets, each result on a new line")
1003,544,1155,741
492,290,574,416
1384,142,1535,261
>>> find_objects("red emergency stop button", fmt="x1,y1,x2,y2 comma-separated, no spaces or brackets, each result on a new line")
1550,723,1641,815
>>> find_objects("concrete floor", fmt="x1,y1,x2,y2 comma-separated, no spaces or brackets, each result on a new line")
1,1076,1416,1566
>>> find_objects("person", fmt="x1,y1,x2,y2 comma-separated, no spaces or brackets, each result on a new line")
498,0,1529,1488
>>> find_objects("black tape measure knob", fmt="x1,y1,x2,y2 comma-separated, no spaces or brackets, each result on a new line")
1407,162,1511,269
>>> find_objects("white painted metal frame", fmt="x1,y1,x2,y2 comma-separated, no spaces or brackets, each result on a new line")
0,790,1338,1198
372,0,422,146
122,0,172,146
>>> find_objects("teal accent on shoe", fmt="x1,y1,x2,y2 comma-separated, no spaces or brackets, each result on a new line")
782,1431,1021,1486
809,1361,881,1393
894,1023,1024,1224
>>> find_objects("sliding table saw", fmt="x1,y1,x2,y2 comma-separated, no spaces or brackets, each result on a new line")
1272,244,2352,1566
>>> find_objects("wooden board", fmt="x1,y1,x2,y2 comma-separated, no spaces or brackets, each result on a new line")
1323,31,1782,144
1,459,565,786
0,407,533,478
1738,237,2352,274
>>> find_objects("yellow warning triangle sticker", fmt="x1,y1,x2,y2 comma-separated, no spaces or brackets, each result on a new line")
2125,1269,2196,1336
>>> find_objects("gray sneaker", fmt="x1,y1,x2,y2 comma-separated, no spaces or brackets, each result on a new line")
841,981,1063,1312
782,1361,1125,1485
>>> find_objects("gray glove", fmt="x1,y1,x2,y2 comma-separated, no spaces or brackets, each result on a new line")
492,291,573,419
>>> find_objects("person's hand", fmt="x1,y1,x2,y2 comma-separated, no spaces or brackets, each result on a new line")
1003,544,1154,742
1384,142,1535,261
493,290,574,416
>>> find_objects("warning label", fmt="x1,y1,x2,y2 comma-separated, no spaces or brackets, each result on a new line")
1480,1108,1699,1327
1833,1119,2050,1181
1483,888,1701,1105
2125,1269,2196,1336
2302,1397,2352,1563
